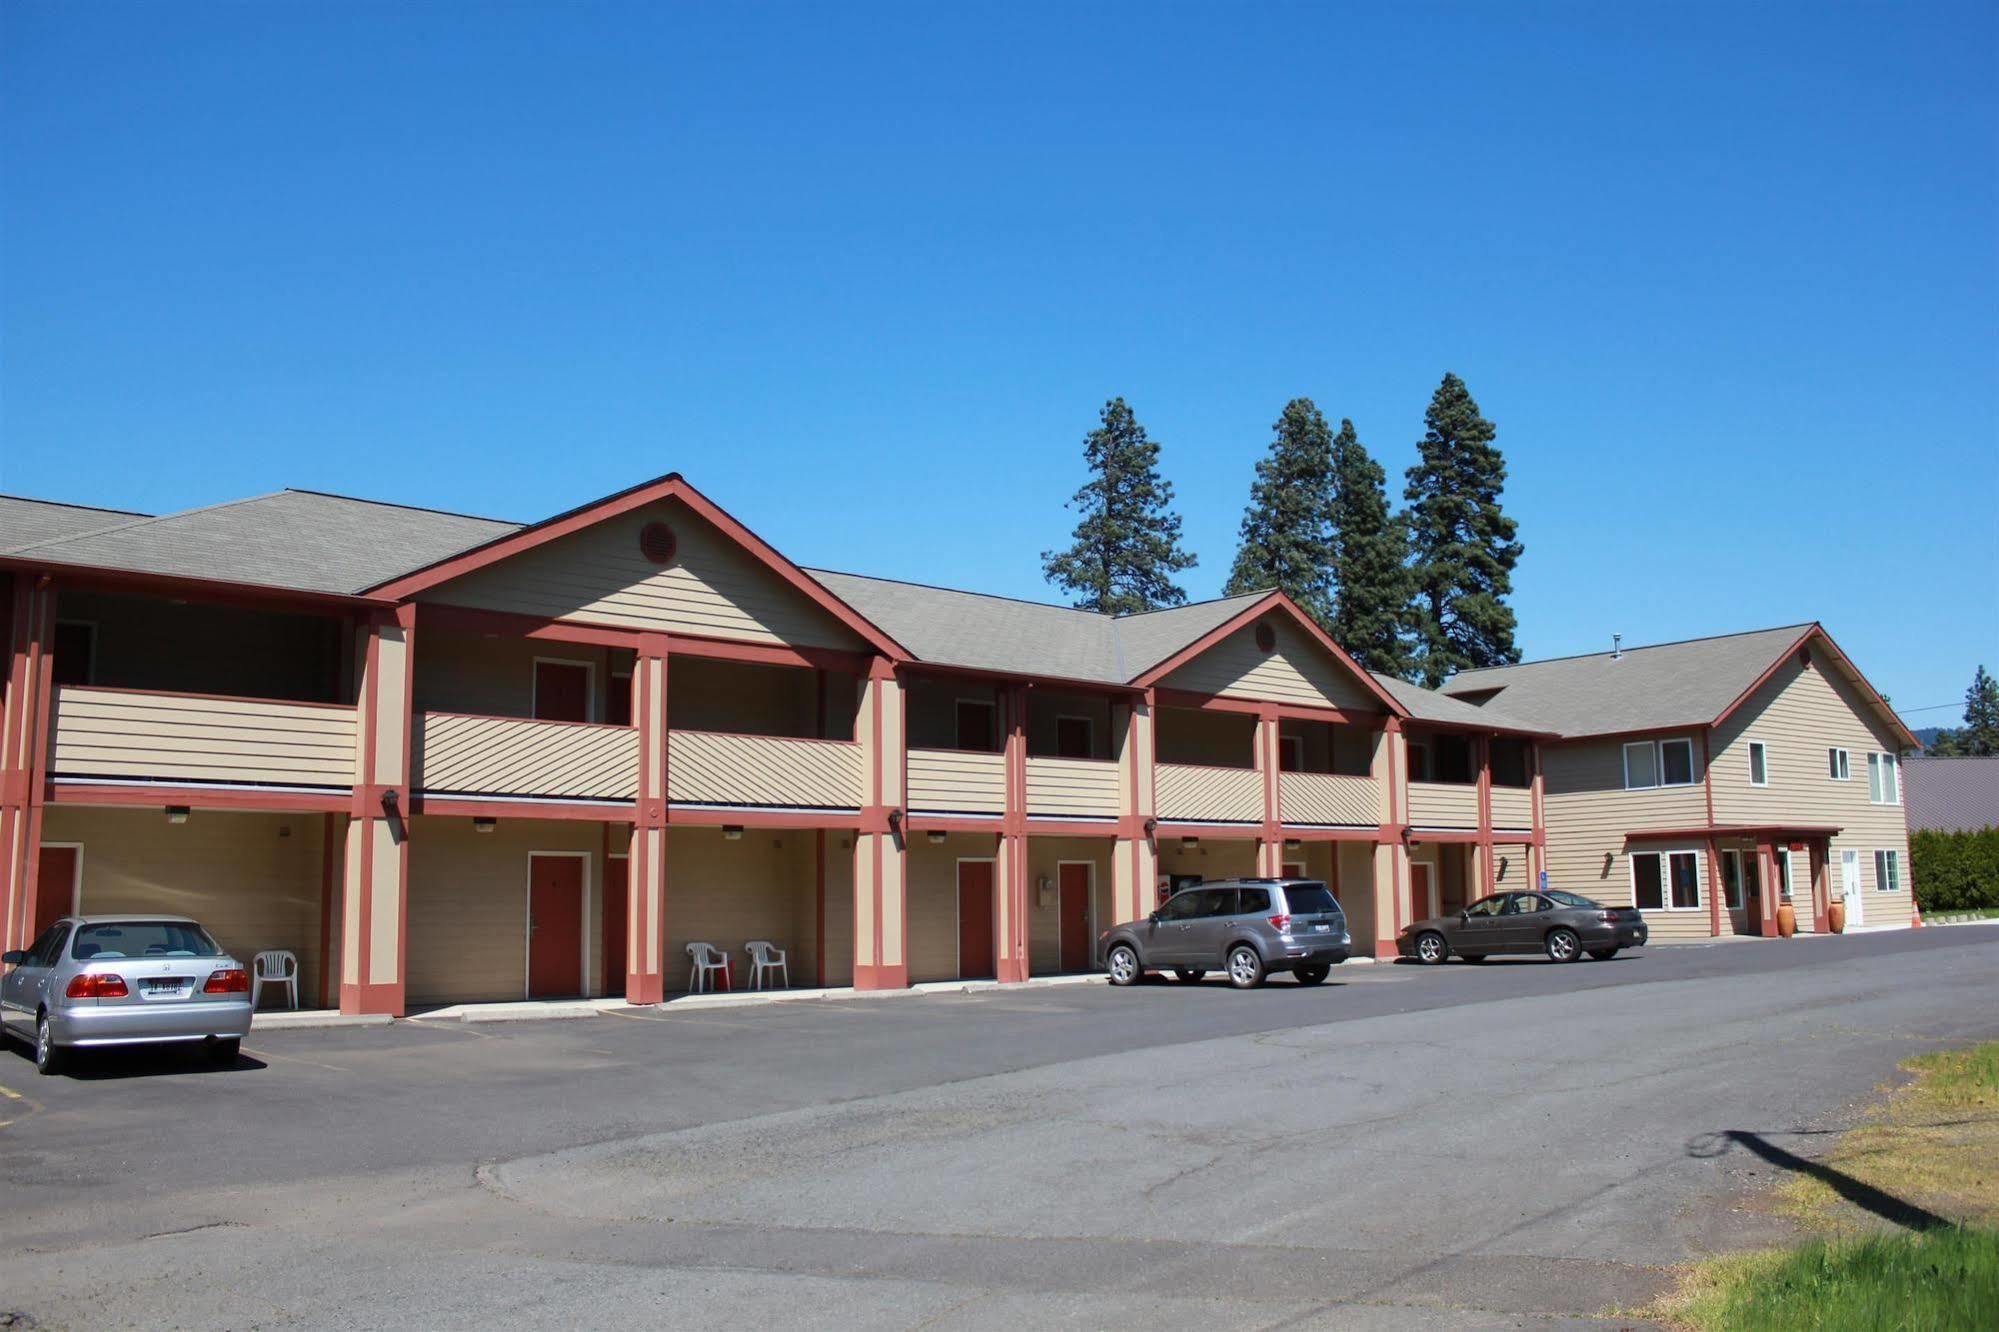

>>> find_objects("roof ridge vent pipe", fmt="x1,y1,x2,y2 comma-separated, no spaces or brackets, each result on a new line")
1612,633,1623,661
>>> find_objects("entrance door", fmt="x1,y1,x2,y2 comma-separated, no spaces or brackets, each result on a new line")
527,855,585,998
34,846,78,939
1841,849,1863,927
602,855,628,997
1058,863,1092,972
533,660,592,722
1409,862,1435,926
957,860,996,979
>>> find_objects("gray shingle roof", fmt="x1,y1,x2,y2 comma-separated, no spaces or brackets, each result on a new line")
3,489,522,596
1904,757,1999,833
1437,625,1815,737
1370,672,1547,734
0,495,151,551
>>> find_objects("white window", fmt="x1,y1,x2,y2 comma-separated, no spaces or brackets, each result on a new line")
1867,752,1900,805
1827,748,1850,781
1631,850,1701,911
1720,849,1747,910
1747,740,1769,786
1873,849,1901,894
1622,741,1658,790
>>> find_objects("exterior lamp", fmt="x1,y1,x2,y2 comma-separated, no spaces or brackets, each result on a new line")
165,806,190,825
723,825,744,841
1284,838,1302,851
926,830,946,845
1181,836,1199,851
473,818,496,834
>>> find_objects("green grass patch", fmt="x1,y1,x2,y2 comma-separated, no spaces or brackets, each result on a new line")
1663,1227,1999,1332
1903,1043,1999,1109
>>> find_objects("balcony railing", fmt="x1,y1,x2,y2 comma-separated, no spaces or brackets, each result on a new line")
416,712,637,800
667,731,863,810
1155,762,1262,824
1407,780,1480,829
1024,756,1121,819
907,748,1006,815
1489,785,1534,830
48,685,357,789
1278,771,1380,827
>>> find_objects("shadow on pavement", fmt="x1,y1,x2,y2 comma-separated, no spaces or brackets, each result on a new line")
1687,1128,1952,1231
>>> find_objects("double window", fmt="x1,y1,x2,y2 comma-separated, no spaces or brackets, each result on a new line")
1632,849,1702,911
1867,752,1900,805
1622,738,1696,790
1827,747,1850,781
1873,849,1901,894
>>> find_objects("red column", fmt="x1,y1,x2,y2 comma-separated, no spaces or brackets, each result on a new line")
0,574,56,952
997,682,1030,982
626,637,667,1003
1475,734,1494,896
340,605,415,1016
1755,837,1779,937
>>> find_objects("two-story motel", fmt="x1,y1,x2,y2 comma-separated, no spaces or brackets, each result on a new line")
0,474,1915,1016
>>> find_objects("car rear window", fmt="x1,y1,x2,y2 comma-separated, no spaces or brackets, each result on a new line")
1283,884,1342,917
1545,890,1600,908
71,921,221,961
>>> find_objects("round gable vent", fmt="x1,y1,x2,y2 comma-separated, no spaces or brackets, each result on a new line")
638,521,677,565
1255,621,1277,653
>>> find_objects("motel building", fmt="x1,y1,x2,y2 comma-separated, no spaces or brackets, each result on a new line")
0,474,1914,1017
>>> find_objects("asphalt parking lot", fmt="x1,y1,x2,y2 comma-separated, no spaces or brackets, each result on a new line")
3,925,1996,1329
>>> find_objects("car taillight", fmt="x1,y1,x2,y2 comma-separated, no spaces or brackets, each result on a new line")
66,972,128,998
1600,911,1619,923
203,968,250,994
1267,914,1291,932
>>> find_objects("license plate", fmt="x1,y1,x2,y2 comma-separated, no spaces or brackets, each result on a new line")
1312,923,1331,933
144,978,187,997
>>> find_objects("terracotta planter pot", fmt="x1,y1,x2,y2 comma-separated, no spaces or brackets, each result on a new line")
1828,900,1847,934
1777,902,1797,937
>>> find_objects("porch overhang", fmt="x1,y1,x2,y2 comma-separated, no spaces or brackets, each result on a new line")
1624,823,1844,842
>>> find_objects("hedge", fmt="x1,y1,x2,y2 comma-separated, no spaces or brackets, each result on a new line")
1911,826,1999,913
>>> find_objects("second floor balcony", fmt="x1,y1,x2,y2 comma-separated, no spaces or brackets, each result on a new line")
48,684,358,791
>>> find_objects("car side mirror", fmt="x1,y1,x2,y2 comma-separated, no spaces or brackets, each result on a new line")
1,950,25,965
1147,911,1160,924
1459,909,1470,922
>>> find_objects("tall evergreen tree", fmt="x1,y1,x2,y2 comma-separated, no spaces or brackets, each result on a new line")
1404,372,1523,687
1929,665,1999,756
1223,398,1337,624
1041,397,1197,614
1327,418,1416,678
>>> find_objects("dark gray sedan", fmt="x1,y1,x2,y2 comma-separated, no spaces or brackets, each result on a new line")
2,916,253,1074
1397,890,1648,964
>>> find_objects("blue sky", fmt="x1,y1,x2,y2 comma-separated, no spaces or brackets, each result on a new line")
3,2,1994,723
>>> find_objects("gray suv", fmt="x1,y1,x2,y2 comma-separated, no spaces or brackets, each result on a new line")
1099,879,1351,989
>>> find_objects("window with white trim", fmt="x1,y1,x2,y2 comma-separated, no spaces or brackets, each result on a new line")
1747,740,1769,786
1622,741,1657,790
1827,747,1850,781
1659,738,1695,786
1631,850,1701,911
1623,738,1695,790
1873,849,1901,894
1866,752,1900,805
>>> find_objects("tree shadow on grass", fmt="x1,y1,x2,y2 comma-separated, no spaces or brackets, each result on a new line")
1688,1129,1952,1231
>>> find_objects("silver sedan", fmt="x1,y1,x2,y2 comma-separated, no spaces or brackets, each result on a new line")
1,915,254,1074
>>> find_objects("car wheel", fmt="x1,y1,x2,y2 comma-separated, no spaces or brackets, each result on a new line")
1173,968,1206,984
208,1037,241,1066
1545,928,1582,963
1293,965,1329,986
34,1012,64,1076
1414,931,1449,965
1587,947,1619,961
1105,944,1142,987
1225,945,1265,989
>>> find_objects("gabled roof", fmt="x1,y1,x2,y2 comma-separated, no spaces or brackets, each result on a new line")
1904,757,1999,833
1127,590,1409,717
3,489,519,596
0,494,152,551
1439,623,1915,747
1369,672,1551,737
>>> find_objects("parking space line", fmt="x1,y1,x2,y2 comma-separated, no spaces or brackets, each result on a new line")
241,1046,353,1073
0,1082,22,1100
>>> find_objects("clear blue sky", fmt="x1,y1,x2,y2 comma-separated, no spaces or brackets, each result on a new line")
3,2,1994,724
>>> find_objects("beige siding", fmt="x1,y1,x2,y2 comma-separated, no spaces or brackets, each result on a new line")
1278,771,1381,826
419,497,866,650
416,712,639,799
1160,617,1378,710
49,685,356,788
661,826,817,992
1406,781,1480,830
1710,644,1914,929
1541,738,1712,940
905,833,995,982
42,806,332,1008
414,633,623,721
1155,836,1258,883
1025,757,1121,819
1155,763,1262,824
668,731,863,809
907,748,1006,815
1026,837,1115,973
1489,785,1534,831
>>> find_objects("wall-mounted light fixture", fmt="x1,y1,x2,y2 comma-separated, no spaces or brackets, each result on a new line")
1284,838,1302,851
473,817,496,834
1181,836,1199,851
723,825,744,841
926,830,946,844
380,788,399,813
165,806,190,825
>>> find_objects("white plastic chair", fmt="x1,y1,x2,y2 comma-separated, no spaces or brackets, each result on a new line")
685,942,730,993
251,950,299,1011
745,940,788,991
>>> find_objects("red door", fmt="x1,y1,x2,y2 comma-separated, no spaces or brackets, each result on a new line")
956,700,995,751
601,856,628,998
533,661,591,722
1056,717,1092,759
35,845,77,939
1058,863,1092,972
528,855,584,998
1409,863,1434,927
957,860,995,980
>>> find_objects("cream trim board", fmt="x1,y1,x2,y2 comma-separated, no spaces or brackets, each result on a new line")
40,842,85,917
1631,848,1703,912
1055,859,1098,970
532,656,598,723
1827,747,1851,782
524,851,592,1000
955,855,997,978
1746,738,1770,787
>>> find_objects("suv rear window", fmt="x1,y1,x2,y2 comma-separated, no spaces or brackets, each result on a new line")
1283,883,1342,917
71,921,221,961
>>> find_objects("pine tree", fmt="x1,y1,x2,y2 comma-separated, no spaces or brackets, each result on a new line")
1223,398,1337,624
1327,418,1416,677
1041,397,1197,614
1958,666,1999,756
1404,372,1523,687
